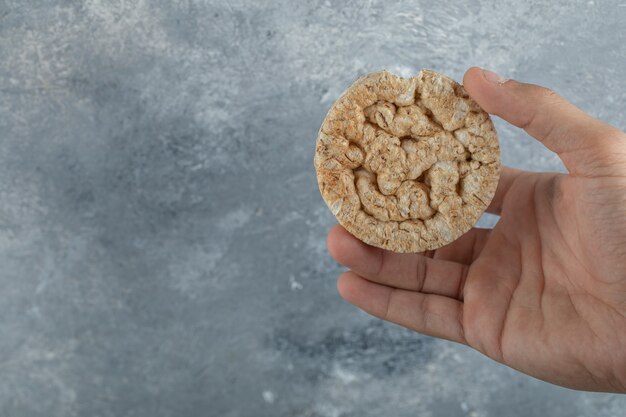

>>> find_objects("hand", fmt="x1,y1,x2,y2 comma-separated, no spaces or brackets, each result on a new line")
327,67,626,393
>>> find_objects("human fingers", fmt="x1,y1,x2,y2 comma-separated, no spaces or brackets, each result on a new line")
337,271,466,344
328,225,488,299
463,67,626,177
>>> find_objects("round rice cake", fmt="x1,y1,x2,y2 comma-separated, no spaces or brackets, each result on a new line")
314,69,501,253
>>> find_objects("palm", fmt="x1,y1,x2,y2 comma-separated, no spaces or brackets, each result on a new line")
464,172,626,391
327,68,626,392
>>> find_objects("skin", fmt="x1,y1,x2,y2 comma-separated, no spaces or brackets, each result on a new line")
327,67,626,393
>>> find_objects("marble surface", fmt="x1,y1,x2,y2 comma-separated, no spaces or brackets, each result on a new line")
1,0,625,416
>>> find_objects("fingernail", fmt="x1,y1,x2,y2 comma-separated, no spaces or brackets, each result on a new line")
482,68,508,85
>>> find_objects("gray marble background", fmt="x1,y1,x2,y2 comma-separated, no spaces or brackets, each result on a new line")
1,0,625,416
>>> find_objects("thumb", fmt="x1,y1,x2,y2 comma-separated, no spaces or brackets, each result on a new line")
463,67,626,177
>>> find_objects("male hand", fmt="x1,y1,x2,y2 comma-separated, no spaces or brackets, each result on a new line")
327,67,626,392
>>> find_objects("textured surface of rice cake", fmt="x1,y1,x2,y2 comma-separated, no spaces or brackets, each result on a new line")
314,70,501,252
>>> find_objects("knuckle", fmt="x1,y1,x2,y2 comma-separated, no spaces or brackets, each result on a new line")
375,249,386,277
540,87,560,101
420,296,432,329
382,288,395,321
528,83,561,103
527,84,563,107
414,256,428,291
